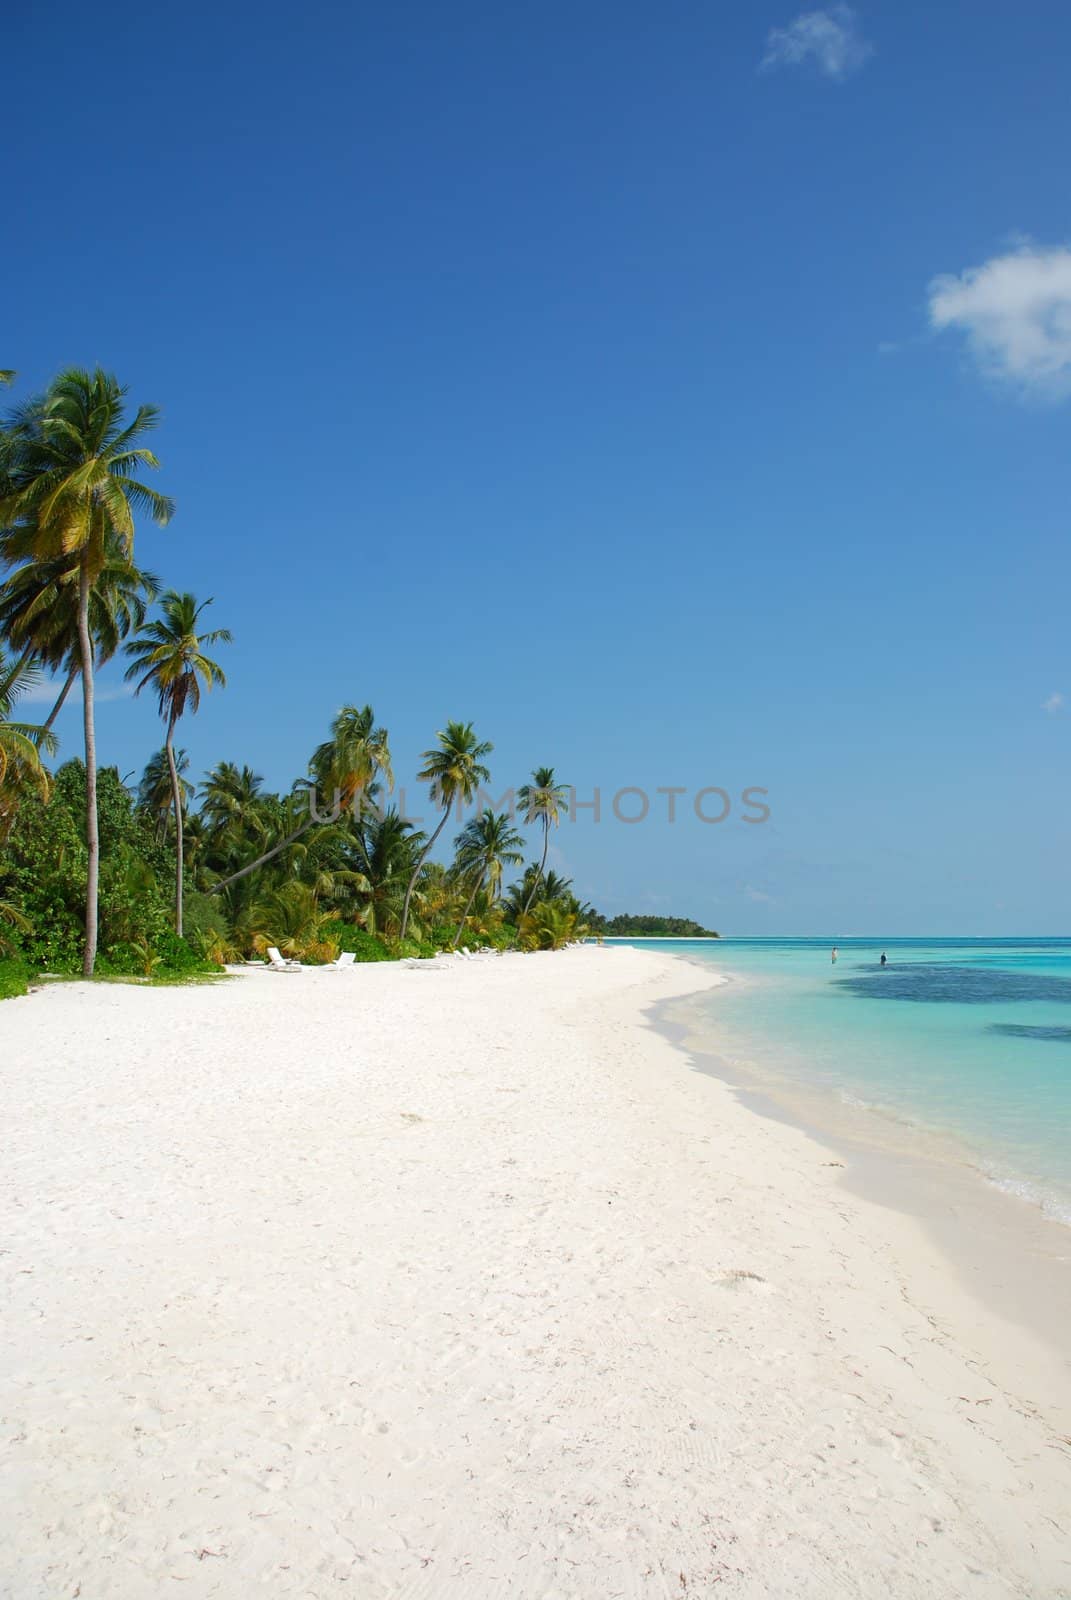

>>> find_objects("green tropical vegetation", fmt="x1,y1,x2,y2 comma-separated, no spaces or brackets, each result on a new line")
0,364,709,992
588,914,720,937
0,367,173,974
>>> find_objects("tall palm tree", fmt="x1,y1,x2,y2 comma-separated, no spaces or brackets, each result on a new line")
399,720,492,942
0,538,158,731
517,766,569,913
208,705,392,893
125,592,230,936
451,809,524,949
0,369,172,974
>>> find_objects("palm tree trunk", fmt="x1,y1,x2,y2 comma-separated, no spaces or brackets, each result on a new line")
43,663,79,733
77,560,98,977
452,872,484,949
399,802,450,942
522,822,550,915
165,714,184,937
207,817,314,894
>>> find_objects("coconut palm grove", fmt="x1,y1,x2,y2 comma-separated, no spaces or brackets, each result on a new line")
0,366,716,994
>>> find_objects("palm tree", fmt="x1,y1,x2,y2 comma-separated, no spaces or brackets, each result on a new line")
198,761,269,874
0,648,56,841
209,705,392,893
0,538,158,731
137,745,193,842
125,592,230,936
246,881,332,962
517,766,569,913
399,720,493,942
349,808,425,937
0,369,173,974
310,703,393,818
517,898,588,952
451,809,524,949
199,761,265,836
503,865,574,924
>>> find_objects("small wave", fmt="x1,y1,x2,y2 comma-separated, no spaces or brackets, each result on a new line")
984,1173,1071,1229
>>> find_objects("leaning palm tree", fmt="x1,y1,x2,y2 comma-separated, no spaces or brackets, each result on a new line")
451,809,524,949
0,369,172,974
208,705,392,893
0,538,158,731
399,720,493,942
125,592,230,936
517,766,569,913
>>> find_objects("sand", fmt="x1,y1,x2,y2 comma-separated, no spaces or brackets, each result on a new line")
2,945,1069,1598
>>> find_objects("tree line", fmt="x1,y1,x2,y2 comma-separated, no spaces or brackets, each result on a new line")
0,367,603,980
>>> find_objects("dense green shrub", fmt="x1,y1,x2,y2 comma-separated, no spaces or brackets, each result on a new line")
426,921,506,952
383,935,439,960
0,957,29,1000
0,762,217,975
319,921,392,962
183,892,231,945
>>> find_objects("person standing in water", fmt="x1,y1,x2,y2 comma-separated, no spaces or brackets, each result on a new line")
880,951,887,967
831,946,838,964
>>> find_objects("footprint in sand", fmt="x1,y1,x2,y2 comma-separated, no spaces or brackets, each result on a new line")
713,1270,775,1294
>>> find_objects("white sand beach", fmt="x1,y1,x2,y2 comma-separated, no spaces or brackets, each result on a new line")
3,945,1070,1598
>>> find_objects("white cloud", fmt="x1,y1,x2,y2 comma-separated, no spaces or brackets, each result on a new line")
928,243,1071,398
17,682,59,706
20,679,132,708
743,883,776,904
761,5,873,80
1043,691,1065,714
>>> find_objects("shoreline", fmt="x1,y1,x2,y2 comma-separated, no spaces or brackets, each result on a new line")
655,941,1071,1236
4,946,1070,1595
651,973,1071,1438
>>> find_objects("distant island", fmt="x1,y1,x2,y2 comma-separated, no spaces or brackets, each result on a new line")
588,914,719,938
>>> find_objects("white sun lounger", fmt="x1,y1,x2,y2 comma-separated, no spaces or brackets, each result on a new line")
324,951,357,971
266,946,302,972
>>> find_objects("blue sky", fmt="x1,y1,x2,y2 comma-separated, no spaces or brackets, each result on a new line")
6,0,1071,933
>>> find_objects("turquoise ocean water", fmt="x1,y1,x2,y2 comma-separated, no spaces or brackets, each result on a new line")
616,937,1071,1226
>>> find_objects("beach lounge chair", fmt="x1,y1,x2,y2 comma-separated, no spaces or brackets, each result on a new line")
324,951,356,971
266,946,302,972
